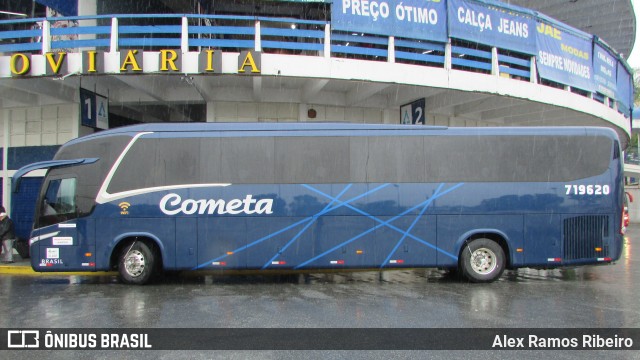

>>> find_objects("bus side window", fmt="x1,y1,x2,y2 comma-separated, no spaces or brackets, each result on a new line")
39,178,78,227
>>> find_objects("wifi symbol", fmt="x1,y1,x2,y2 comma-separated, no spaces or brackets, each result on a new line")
119,202,131,215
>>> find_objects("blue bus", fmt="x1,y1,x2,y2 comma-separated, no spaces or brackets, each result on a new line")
13,123,624,284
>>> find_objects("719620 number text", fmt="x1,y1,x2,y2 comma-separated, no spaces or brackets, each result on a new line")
565,184,610,196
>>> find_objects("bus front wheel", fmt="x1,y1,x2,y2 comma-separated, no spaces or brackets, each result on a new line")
118,241,155,285
460,238,505,283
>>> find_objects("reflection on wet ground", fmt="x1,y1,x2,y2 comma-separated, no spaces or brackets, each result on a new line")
22,265,612,286
2,226,638,335
0,238,636,360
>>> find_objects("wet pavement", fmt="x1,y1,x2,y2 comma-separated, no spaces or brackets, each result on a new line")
0,225,638,359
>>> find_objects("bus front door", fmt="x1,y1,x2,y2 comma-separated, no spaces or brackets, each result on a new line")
32,177,95,271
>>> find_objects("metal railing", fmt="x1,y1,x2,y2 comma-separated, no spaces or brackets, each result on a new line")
0,13,630,117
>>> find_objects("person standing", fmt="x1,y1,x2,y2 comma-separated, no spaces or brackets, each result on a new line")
0,206,16,263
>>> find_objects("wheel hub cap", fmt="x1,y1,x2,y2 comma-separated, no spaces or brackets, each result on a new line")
470,248,497,274
124,249,146,277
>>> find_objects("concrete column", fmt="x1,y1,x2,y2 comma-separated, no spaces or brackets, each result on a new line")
41,20,51,54
383,108,392,124
529,56,537,84
444,39,452,70
77,0,97,52
299,103,308,122
324,25,331,58
77,0,97,16
181,17,189,54
255,20,261,52
491,47,499,76
109,18,118,52
206,102,216,122
71,103,80,140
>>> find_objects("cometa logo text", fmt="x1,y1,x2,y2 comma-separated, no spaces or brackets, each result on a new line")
159,193,274,215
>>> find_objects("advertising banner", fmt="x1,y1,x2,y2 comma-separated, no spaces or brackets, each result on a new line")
535,21,595,92
593,43,617,99
332,0,448,42
615,61,632,113
448,0,536,54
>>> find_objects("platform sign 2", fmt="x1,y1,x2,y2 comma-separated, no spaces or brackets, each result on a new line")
80,88,109,130
400,98,426,125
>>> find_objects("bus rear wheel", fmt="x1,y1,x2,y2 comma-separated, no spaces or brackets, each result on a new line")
118,241,155,285
460,238,505,283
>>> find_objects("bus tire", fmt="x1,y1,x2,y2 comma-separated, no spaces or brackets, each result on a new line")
118,241,155,285
460,238,505,283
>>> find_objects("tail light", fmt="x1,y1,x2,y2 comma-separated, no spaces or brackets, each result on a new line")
624,209,630,228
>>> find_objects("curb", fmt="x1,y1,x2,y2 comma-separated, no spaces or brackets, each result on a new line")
0,263,116,276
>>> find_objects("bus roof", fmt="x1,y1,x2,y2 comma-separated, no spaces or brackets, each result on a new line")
79,122,447,136
66,122,619,145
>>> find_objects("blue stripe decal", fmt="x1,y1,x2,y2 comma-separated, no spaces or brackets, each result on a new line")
379,183,444,269
195,217,314,268
294,183,463,269
193,183,391,269
302,185,434,246
301,183,463,261
261,184,353,269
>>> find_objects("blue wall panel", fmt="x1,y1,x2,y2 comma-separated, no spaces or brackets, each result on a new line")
8,146,60,169
12,177,43,241
0,146,59,241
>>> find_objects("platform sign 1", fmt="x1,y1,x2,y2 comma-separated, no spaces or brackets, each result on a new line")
80,88,109,130
400,98,426,125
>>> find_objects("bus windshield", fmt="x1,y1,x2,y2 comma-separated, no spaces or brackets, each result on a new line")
39,177,77,228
